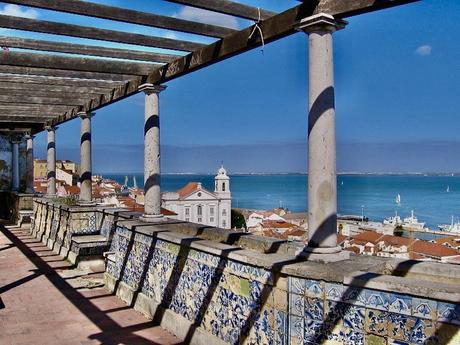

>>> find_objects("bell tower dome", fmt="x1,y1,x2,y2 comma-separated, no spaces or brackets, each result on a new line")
214,165,230,197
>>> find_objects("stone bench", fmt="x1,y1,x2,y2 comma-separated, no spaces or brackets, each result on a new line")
69,234,109,266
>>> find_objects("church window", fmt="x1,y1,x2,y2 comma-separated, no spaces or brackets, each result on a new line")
222,209,227,216
210,207,214,216
198,217,202,222
222,182,226,191
210,217,214,223
197,205,202,216
185,207,190,216
222,220,226,228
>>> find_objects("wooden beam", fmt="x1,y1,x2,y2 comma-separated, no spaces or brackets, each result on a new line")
166,0,276,21
0,15,205,52
0,66,135,81
0,95,86,106
0,36,180,63
49,0,419,127
0,82,112,95
0,51,161,75
0,74,125,88
0,114,55,120
0,87,103,99
0,105,72,113
3,0,235,38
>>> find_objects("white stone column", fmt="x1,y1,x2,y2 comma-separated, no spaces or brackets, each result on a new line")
25,133,35,193
45,125,57,197
139,84,166,221
11,137,21,191
297,14,347,255
78,112,95,205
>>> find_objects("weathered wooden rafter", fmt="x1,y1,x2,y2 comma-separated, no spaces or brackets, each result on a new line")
2,0,236,38
0,74,125,88
0,51,161,75
0,15,204,52
166,0,276,21
0,82,112,95
0,95,89,106
0,66,135,81
0,37,180,63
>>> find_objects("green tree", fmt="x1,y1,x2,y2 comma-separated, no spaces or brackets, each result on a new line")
231,209,246,230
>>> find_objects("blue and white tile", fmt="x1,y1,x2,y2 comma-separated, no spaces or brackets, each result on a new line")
325,282,344,302
324,300,345,324
437,302,460,325
343,305,365,330
274,310,287,345
289,315,303,345
410,318,436,344
303,319,324,344
289,292,304,316
388,313,413,342
289,277,306,295
366,289,390,311
305,279,323,298
342,287,367,306
344,328,364,345
389,293,412,316
366,309,388,336
412,298,437,320
304,298,323,321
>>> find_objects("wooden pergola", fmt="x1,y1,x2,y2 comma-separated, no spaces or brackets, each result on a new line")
0,0,417,133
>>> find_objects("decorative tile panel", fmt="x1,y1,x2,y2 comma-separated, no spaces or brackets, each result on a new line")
389,293,412,316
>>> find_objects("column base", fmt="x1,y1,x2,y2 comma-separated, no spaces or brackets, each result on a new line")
77,201,96,207
139,214,165,223
297,247,350,263
303,245,342,254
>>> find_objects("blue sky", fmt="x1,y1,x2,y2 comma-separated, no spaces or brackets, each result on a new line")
3,0,458,173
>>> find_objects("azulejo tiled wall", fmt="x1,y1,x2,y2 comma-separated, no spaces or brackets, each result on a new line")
106,223,460,345
106,225,286,345
288,277,460,345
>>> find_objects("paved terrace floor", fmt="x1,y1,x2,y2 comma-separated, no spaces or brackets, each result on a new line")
0,222,182,345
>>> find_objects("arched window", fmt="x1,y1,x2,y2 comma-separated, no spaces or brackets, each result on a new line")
222,182,226,191
197,205,202,216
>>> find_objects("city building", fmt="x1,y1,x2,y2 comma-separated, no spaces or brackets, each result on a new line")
34,159,80,185
161,166,231,229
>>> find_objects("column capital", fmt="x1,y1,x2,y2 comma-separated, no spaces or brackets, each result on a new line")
10,136,22,144
44,125,58,132
77,111,95,119
24,133,35,140
138,83,167,95
295,13,347,34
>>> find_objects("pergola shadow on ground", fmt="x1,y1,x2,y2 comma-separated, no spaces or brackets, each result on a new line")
0,222,182,345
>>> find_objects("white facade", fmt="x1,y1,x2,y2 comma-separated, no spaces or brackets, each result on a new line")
161,166,231,229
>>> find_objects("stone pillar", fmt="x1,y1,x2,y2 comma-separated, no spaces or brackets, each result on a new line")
78,112,95,205
139,84,166,221
297,14,347,255
45,126,57,197
11,137,21,191
25,133,35,193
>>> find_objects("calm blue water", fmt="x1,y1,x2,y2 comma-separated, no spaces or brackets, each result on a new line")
104,174,460,229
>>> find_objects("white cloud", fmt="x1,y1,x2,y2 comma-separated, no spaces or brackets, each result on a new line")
0,4,38,19
173,6,239,30
164,32,178,40
415,44,432,56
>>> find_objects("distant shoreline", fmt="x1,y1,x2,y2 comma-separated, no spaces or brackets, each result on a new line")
98,172,459,177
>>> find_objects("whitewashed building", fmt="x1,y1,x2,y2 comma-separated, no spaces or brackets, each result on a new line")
162,166,231,229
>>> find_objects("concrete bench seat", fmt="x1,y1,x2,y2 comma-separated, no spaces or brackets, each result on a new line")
69,234,109,266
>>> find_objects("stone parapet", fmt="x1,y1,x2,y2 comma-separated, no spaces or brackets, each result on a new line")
105,219,460,345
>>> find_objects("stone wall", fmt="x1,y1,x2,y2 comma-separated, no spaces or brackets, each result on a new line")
105,220,460,345
31,198,134,258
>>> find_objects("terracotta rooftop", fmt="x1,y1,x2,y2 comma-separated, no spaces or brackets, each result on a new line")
261,220,296,229
380,235,414,247
412,240,460,258
177,182,201,199
351,231,384,245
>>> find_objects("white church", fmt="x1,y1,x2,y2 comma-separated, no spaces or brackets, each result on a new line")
161,166,232,229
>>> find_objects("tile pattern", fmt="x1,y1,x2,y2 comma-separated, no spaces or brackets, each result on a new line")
288,277,460,345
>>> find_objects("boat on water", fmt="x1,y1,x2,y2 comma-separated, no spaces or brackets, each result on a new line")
402,210,426,230
395,194,401,205
438,216,460,233
383,211,402,227
447,185,450,193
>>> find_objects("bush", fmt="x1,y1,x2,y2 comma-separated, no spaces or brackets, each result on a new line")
231,209,246,230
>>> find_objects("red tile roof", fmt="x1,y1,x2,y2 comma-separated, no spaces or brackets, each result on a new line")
412,240,460,258
177,182,200,198
352,231,384,245
262,220,296,229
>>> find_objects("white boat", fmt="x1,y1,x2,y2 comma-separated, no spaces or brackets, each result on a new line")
447,186,450,193
384,211,403,227
395,194,401,205
403,210,425,230
438,216,460,234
